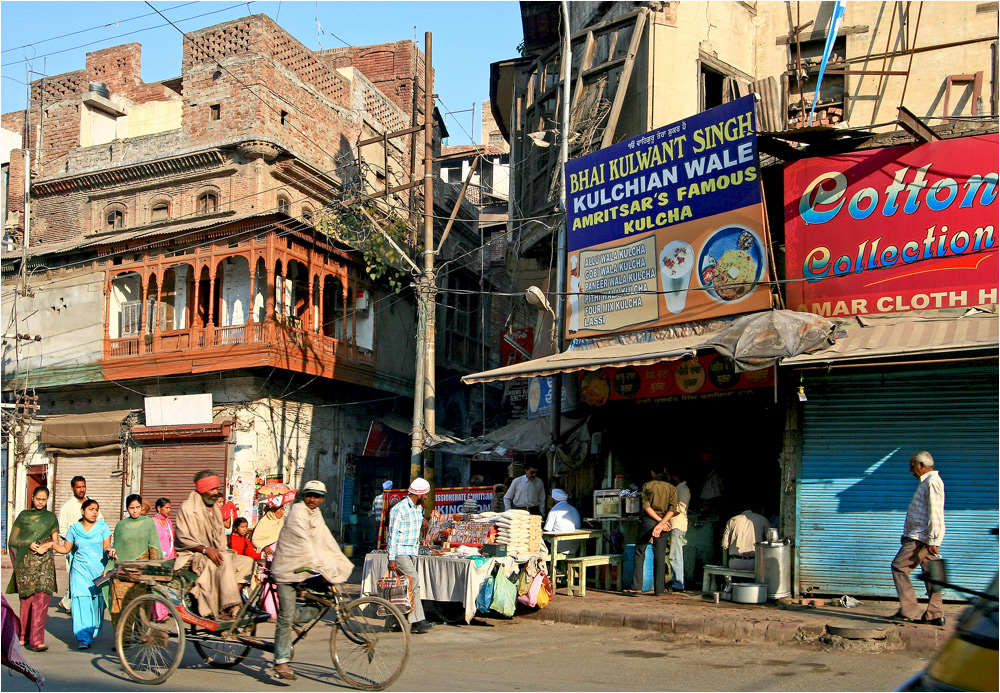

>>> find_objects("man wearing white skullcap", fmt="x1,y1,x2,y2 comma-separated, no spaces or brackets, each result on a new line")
543,489,582,555
386,478,434,634
371,480,393,517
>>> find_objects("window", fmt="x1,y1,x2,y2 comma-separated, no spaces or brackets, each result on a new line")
210,104,221,121
280,110,289,125
107,210,125,230
277,196,290,214
447,167,462,184
697,53,751,114
197,192,218,213
151,203,169,222
121,301,142,335
302,206,314,223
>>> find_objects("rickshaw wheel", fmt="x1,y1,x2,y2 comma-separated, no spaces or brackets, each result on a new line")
193,623,255,668
116,593,186,685
331,596,409,691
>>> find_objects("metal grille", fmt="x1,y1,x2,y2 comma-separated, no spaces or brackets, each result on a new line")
52,453,124,531
796,362,998,598
139,443,229,521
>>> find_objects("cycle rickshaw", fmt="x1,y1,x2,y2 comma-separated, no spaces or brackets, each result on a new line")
109,559,409,689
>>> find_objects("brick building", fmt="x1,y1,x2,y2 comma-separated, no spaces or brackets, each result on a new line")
1,14,494,542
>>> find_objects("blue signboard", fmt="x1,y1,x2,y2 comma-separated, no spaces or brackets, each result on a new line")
562,96,771,337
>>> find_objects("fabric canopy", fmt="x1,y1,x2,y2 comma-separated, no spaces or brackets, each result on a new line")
427,415,587,456
40,410,133,450
460,336,706,384
703,310,836,372
782,306,998,365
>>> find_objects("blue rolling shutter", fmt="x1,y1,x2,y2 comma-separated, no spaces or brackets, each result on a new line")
796,363,998,598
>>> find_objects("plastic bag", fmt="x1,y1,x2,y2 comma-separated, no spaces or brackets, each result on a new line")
475,566,497,614
490,570,518,617
536,581,550,609
517,572,545,608
517,568,533,596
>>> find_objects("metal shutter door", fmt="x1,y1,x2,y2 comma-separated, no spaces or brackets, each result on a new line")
53,453,125,531
139,443,229,520
796,363,998,597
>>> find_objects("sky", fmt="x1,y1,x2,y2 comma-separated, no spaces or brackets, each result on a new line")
0,0,524,145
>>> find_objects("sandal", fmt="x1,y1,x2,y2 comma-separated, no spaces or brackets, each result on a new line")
268,666,297,681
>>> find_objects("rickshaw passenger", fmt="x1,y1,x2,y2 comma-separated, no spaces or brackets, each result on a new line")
268,480,353,682
174,470,254,620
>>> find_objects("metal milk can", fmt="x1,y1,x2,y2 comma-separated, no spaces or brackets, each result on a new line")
754,535,793,600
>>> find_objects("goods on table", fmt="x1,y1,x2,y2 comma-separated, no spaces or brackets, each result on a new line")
495,510,542,553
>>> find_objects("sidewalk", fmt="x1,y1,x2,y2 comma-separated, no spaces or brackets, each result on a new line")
3,553,960,654
518,585,964,654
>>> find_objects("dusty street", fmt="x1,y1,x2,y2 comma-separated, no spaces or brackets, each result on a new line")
5,605,928,692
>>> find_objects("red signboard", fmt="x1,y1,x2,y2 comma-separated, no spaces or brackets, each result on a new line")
500,328,534,366
784,135,998,317
577,353,773,407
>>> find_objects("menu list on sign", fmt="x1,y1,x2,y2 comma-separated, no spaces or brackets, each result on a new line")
574,235,659,333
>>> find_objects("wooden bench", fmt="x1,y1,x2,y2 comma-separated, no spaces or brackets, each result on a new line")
701,565,755,593
565,555,622,597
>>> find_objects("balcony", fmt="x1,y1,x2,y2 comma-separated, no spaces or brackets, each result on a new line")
99,231,377,386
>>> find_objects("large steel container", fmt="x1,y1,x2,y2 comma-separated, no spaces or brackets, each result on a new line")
755,539,792,599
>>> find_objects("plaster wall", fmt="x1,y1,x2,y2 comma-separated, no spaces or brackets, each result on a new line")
1,267,106,378
754,2,998,127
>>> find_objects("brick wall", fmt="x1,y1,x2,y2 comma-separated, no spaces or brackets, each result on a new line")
4,14,441,249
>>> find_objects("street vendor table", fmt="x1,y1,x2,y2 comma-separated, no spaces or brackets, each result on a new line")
362,552,518,624
543,529,603,583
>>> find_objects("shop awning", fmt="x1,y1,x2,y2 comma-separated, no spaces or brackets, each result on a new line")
782,306,998,366
40,409,134,454
460,334,709,385
427,415,588,456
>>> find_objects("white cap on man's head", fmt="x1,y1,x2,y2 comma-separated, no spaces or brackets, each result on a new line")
382,480,394,490
408,477,431,495
551,488,569,502
301,480,327,495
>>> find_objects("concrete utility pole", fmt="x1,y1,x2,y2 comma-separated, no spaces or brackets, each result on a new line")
410,32,437,505
549,0,572,478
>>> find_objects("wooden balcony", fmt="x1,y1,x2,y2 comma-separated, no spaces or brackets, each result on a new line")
100,317,376,385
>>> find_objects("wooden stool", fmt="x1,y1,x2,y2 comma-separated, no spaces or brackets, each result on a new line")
701,565,755,592
565,555,622,597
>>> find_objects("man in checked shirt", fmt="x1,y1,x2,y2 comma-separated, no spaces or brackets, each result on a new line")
386,477,435,634
891,451,947,626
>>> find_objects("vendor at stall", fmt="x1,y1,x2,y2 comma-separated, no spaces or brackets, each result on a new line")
503,465,545,516
543,489,581,556
386,478,435,635
721,508,770,570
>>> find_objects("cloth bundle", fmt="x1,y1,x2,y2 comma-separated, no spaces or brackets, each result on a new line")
495,511,543,553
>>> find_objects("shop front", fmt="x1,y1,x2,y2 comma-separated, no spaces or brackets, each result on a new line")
781,131,999,598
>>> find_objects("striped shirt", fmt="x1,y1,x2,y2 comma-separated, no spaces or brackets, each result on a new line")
386,497,423,561
903,470,945,546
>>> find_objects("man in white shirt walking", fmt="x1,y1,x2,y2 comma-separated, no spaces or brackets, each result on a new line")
503,465,545,516
891,451,946,626
56,476,104,612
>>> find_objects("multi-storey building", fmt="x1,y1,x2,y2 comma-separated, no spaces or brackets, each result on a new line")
480,1,998,596
1,14,488,541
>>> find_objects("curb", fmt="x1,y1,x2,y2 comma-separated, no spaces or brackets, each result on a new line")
520,602,950,653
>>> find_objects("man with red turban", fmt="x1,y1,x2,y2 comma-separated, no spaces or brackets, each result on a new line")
175,470,255,620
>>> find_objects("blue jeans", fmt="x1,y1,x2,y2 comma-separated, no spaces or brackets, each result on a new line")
669,529,686,590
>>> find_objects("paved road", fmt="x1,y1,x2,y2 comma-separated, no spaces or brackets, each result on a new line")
7,607,927,692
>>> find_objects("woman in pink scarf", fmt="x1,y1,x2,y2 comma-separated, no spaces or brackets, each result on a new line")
152,498,176,559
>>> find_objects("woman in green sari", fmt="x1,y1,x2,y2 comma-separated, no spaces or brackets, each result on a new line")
5,486,59,652
108,494,160,628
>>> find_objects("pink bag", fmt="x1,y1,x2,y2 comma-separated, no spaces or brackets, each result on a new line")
516,572,545,608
